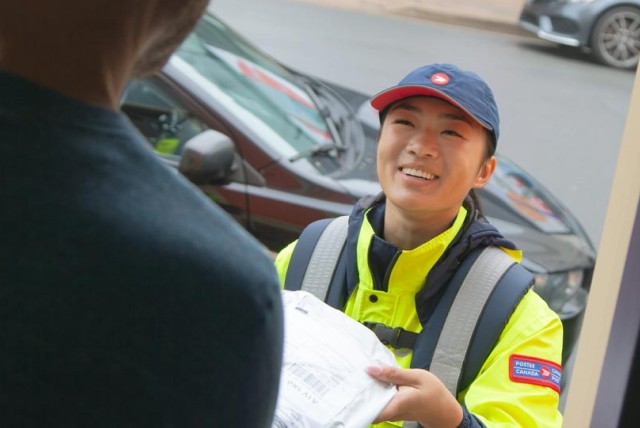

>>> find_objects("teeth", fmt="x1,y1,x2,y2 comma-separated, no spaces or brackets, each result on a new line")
402,167,435,180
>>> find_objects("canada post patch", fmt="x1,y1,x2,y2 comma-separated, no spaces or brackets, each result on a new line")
509,354,562,393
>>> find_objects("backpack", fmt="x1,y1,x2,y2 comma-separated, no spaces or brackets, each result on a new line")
284,216,534,396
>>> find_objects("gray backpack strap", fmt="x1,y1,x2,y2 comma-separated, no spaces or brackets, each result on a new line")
428,247,516,395
284,216,349,302
300,216,349,300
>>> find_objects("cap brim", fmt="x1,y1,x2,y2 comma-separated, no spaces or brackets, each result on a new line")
370,85,493,131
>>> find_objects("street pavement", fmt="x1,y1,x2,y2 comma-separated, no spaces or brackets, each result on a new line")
296,0,529,36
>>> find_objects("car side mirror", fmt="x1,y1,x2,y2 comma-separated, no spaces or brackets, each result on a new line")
178,129,238,185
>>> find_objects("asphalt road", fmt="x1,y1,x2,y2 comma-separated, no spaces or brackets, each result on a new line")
209,0,636,248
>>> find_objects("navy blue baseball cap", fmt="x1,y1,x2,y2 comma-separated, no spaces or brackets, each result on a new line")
370,63,500,146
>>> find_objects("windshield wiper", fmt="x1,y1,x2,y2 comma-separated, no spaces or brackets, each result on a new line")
298,78,346,150
289,142,345,162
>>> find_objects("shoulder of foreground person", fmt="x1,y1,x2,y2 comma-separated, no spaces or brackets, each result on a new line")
0,153,285,427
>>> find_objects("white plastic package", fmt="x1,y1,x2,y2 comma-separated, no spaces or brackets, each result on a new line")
272,290,399,428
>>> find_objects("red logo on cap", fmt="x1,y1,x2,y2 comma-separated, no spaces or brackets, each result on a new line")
431,73,449,85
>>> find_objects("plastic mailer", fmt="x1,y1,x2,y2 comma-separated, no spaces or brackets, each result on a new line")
272,290,399,428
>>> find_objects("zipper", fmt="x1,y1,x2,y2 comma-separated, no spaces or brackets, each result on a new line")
381,251,401,292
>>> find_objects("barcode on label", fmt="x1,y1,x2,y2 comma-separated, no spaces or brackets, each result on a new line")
290,362,330,396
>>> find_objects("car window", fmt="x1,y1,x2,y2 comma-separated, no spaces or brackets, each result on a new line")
483,155,571,234
121,78,209,156
172,13,334,156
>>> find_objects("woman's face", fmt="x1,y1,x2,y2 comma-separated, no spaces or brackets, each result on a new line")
377,96,495,224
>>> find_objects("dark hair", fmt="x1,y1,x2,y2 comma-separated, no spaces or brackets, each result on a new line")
484,130,496,158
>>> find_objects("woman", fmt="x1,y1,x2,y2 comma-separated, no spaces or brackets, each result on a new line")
275,63,563,428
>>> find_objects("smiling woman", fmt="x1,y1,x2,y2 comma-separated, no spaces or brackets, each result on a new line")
274,63,566,428
377,96,494,248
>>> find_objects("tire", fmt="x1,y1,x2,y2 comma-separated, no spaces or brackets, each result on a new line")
590,6,640,70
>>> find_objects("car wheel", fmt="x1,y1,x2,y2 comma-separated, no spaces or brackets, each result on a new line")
590,6,640,69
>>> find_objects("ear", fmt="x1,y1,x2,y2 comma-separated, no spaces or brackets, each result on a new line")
474,156,496,189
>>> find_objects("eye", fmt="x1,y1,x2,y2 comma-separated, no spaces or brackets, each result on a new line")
442,129,463,137
392,118,414,127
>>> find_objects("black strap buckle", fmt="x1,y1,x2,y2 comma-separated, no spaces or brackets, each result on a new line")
364,322,417,349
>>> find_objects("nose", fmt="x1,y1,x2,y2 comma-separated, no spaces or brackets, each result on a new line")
407,130,438,158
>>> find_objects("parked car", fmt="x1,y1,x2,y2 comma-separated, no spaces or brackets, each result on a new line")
121,11,595,366
519,0,640,70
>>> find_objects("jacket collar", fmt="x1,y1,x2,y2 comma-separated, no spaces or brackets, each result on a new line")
346,192,518,326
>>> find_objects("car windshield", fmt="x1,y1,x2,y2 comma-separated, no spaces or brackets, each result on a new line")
173,13,333,158
484,155,571,234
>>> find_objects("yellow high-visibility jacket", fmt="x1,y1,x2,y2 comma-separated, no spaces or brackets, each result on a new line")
275,196,563,428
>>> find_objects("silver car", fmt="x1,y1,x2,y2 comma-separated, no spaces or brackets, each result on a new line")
519,0,640,69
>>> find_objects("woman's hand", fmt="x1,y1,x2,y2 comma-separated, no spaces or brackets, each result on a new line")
366,365,463,428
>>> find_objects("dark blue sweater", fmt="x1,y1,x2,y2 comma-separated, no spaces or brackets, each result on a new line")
0,70,283,427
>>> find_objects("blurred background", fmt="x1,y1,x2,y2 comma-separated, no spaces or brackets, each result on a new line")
210,0,635,249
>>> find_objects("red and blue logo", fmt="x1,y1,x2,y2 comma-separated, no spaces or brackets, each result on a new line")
509,354,562,393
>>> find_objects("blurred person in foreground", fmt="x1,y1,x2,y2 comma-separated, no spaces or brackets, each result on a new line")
0,1,283,426
275,63,563,427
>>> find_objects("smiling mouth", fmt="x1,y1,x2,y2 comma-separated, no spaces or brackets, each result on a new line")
401,167,437,181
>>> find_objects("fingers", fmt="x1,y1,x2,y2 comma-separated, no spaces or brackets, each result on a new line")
367,366,463,427
366,365,421,387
